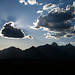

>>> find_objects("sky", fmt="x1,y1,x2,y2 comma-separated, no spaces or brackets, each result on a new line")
0,0,75,50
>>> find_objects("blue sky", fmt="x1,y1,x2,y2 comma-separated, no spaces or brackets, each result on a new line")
0,0,75,50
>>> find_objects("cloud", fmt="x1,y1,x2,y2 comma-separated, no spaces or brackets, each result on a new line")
45,32,73,39
0,21,33,39
45,33,58,39
39,3,43,6
27,0,38,5
19,0,25,3
26,35,33,39
43,3,57,10
30,2,75,39
73,1,75,6
44,33,67,39
19,0,38,5
19,0,28,5
64,34,73,38
37,10,43,14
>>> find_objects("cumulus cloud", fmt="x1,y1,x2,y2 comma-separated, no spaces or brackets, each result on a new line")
37,3,63,14
45,33,67,39
45,32,74,39
43,3,57,10
27,0,38,5
19,0,38,5
37,10,43,14
0,22,33,39
31,2,75,39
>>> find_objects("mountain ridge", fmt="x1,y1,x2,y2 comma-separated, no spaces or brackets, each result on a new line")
1,42,73,51
0,42,75,59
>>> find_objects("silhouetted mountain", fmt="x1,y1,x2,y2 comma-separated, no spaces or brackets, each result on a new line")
0,42,75,59
51,42,58,47
66,43,74,47
0,43,75,74
0,47,22,59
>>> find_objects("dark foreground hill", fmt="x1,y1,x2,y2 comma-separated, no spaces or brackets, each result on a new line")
0,42,75,59
0,42,75,74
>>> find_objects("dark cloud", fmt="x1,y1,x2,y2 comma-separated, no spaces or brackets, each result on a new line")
1,22,25,38
51,33,67,38
0,22,33,39
31,2,75,39
66,34,73,38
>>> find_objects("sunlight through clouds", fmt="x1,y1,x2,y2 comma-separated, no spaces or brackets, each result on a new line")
0,21,33,39
31,2,75,39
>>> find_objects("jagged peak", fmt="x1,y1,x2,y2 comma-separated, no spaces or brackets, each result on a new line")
29,46,35,49
51,42,58,47
66,43,73,47
31,46,35,48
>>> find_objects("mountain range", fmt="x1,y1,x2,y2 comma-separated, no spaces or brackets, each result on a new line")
0,42,75,59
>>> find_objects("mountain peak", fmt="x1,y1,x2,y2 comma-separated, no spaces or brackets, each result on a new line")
7,46,18,50
45,44,50,46
29,46,35,50
3,46,22,52
66,43,73,47
31,46,35,48
52,42,58,47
